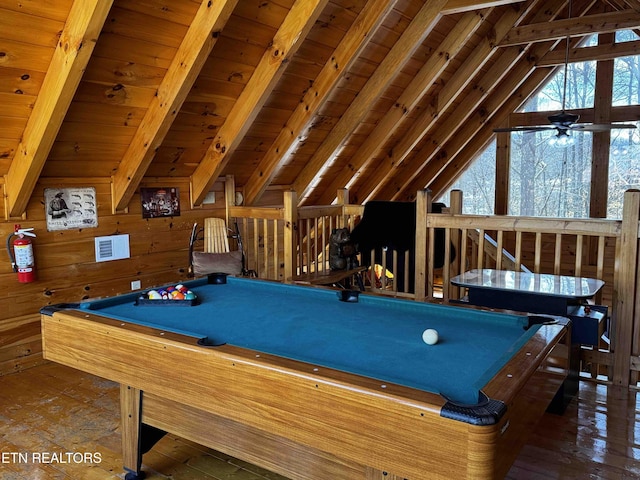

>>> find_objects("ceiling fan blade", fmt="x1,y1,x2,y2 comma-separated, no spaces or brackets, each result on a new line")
569,123,637,132
494,126,556,133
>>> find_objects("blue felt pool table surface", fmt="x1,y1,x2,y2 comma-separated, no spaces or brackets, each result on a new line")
78,276,539,405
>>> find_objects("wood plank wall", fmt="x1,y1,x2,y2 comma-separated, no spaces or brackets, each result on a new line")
0,177,230,375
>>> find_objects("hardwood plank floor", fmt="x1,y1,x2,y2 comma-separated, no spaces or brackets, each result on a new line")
1,363,639,479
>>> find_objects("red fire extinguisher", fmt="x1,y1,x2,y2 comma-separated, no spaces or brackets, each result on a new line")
7,225,36,283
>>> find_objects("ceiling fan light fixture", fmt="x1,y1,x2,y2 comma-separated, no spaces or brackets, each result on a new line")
549,130,575,147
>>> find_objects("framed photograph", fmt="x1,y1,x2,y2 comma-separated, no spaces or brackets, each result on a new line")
44,187,98,231
141,187,180,219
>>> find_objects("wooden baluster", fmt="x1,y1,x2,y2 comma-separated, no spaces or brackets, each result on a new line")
554,234,562,275
575,234,583,277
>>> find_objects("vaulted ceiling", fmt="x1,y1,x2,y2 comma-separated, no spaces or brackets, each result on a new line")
2,0,640,217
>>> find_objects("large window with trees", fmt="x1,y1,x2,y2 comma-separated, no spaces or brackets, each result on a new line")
608,31,640,218
509,130,593,217
508,45,595,218
439,31,640,219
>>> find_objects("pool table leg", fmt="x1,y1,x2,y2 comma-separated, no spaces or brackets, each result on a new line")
121,385,145,479
120,385,169,479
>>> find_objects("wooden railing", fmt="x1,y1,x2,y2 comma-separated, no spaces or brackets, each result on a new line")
226,185,640,388
423,189,640,387
230,190,361,282
466,229,529,273
295,190,360,275
229,194,292,282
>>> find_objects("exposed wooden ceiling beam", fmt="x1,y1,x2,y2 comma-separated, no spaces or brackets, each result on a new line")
499,10,640,46
621,0,640,12
427,68,555,198
4,0,112,218
292,0,450,206
604,0,630,9
505,107,594,126
406,60,554,199
348,0,539,204
503,103,640,125
242,0,398,206
313,8,490,206
435,2,539,105
111,0,238,214
378,6,581,201
378,43,533,201
434,22,634,202
442,0,526,14
189,0,329,208
537,39,640,65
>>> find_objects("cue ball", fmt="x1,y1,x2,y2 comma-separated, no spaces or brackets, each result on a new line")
422,328,439,345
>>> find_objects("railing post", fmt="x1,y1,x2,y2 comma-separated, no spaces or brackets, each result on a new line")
224,175,235,227
612,189,640,386
415,190,430,301
284,190,298,284
447,190,463,301
336,188,349,228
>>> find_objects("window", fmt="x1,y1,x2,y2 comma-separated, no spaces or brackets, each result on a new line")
521,60,596,113
508,130,592,217
437,141,495,214
608,125,640,218
608,30,640,218
441,32,640,218
509,54,597,217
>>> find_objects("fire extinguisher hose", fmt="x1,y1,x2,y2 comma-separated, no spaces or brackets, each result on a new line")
6,232,17,272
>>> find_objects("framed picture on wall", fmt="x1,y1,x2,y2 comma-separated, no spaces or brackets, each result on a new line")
141,187,180,219
44,187,98,231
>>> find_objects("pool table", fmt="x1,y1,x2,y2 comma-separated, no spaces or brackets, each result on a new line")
41,275,569,480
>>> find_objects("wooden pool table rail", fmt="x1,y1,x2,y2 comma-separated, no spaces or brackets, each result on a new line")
41,308,568,479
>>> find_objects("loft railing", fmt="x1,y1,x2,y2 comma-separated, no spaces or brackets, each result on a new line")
424,189,640,388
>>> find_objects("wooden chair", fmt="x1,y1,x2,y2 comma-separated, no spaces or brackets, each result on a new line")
203,217,230,253
189,218,243,277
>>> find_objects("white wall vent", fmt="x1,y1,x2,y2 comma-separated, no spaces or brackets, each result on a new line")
95,234,130,262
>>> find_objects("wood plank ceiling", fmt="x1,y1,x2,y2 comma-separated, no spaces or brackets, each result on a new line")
2,0,640,216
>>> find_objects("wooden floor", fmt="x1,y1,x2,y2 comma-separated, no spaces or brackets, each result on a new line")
1,363,639,479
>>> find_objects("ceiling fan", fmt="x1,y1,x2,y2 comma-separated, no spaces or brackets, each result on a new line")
494,2,637,143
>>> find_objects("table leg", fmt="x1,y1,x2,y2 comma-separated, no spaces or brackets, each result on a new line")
120,385,169,479
121,385,144,480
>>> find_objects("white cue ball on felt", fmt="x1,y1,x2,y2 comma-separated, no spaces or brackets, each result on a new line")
422,328,439,345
